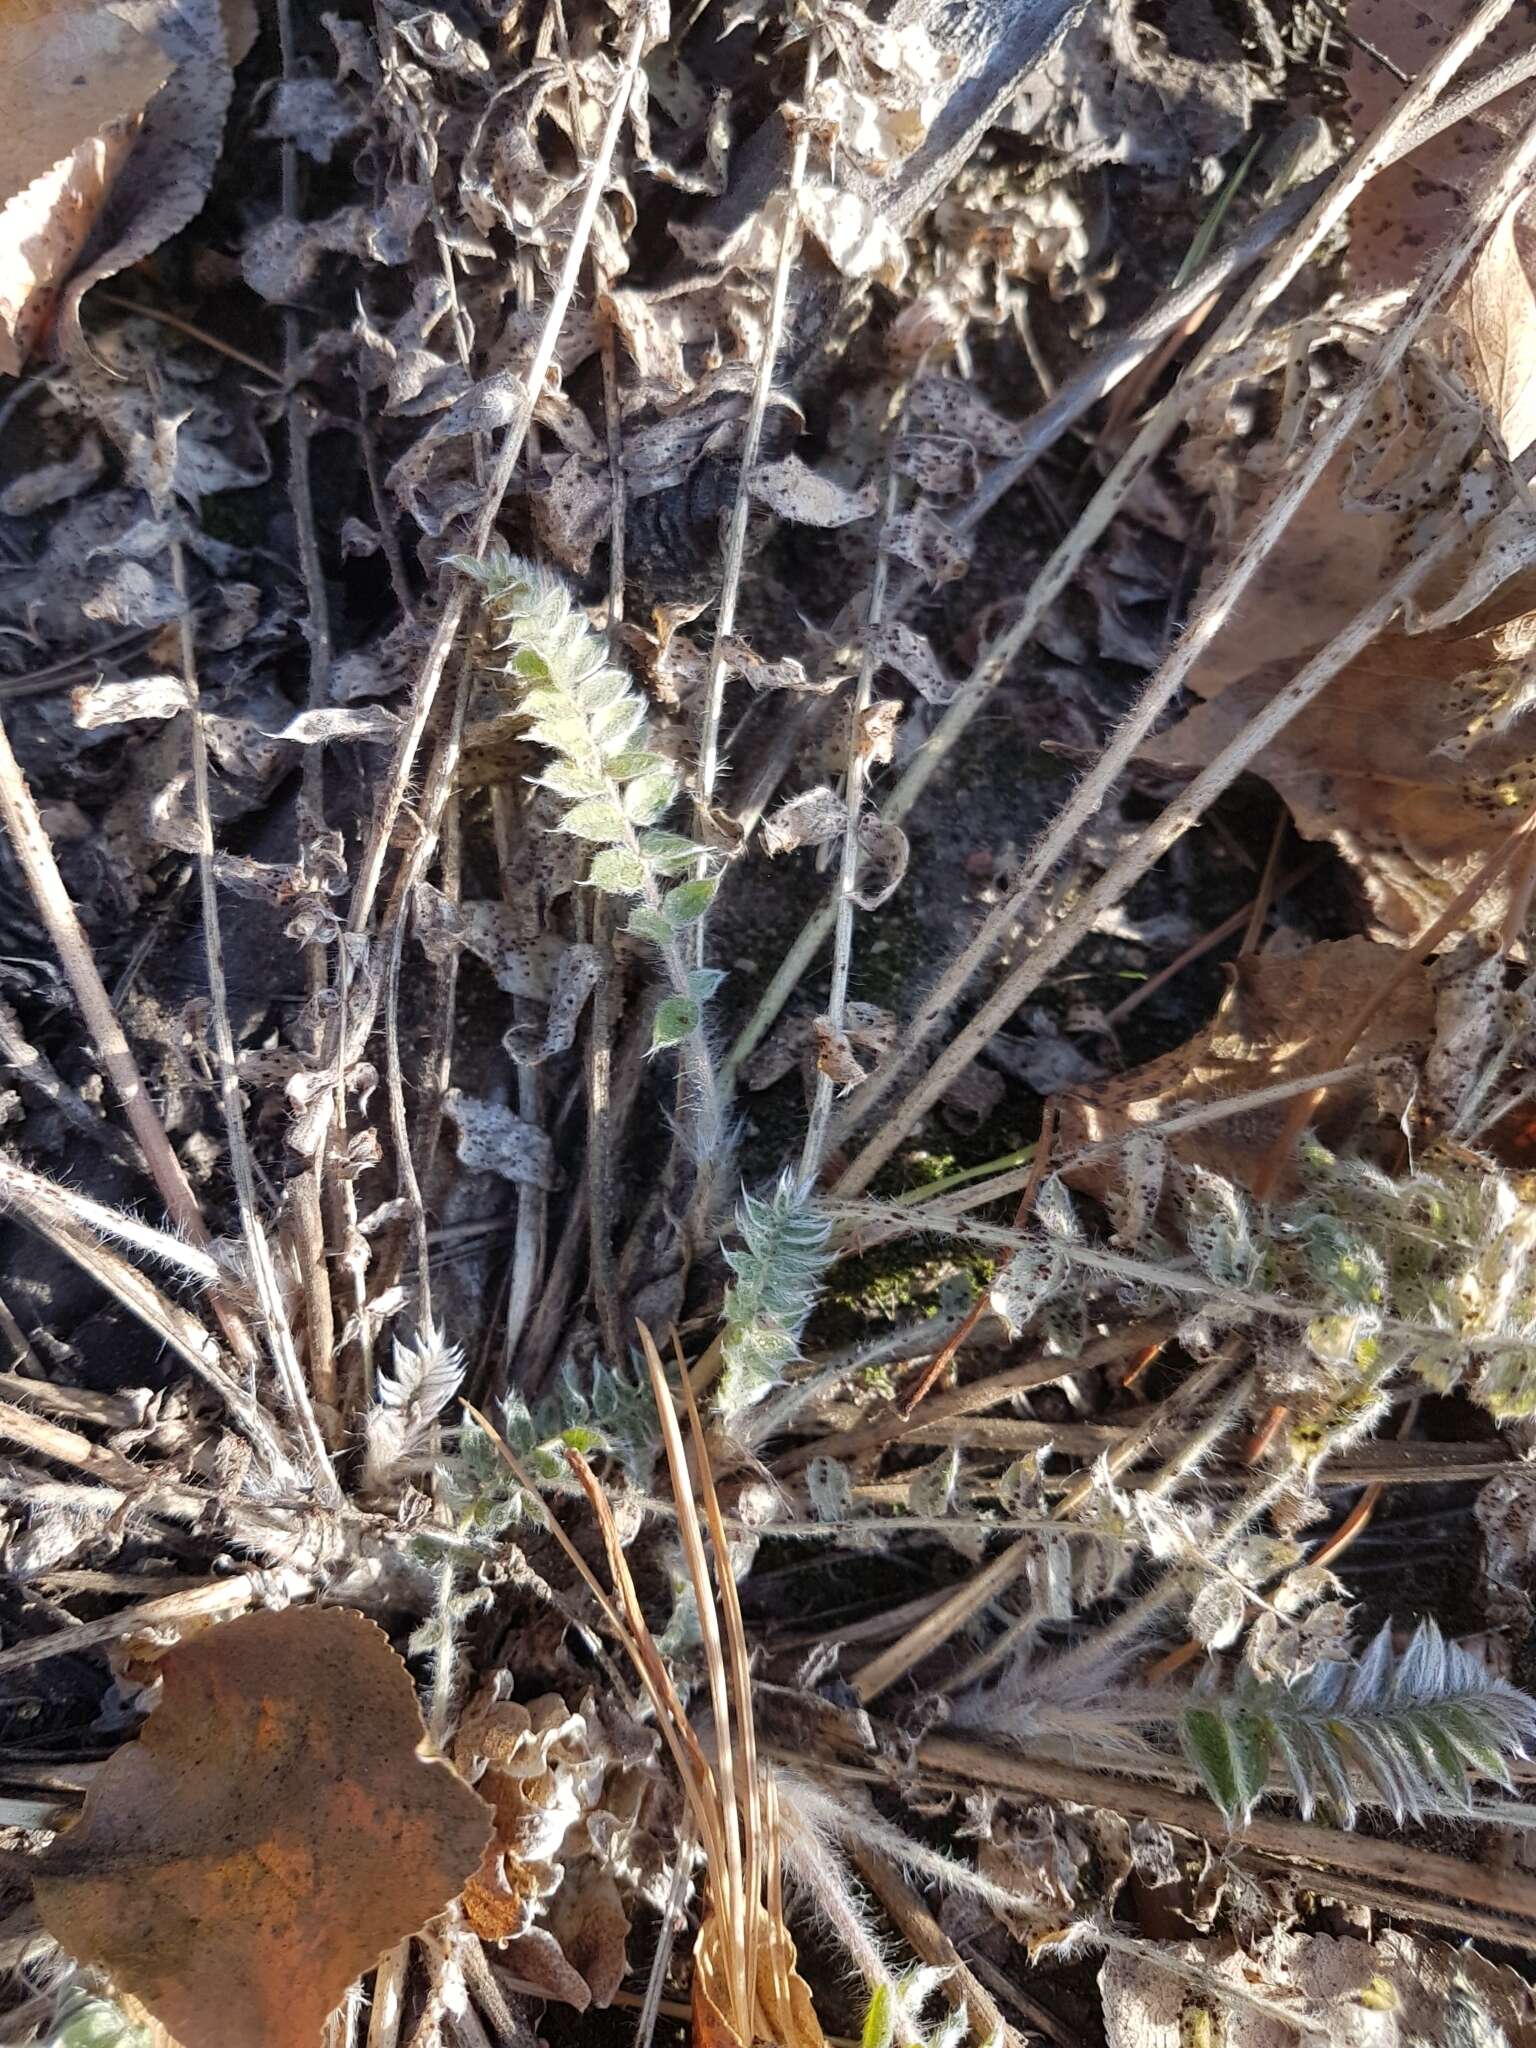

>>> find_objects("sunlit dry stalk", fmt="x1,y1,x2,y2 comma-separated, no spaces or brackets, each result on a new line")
834,495,1466,1193
0,1153,219,1286
0,715,212,1254
0,1156,283,1461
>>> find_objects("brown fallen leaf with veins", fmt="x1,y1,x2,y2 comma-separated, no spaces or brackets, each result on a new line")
0,0,170,374
1146,14,1536,944
1058,937,1433,1205
33,1606,492,2048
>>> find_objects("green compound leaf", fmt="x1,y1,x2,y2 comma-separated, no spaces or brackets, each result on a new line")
860,1982,895,2048
627,906,674,946
652,996,700,1050
638,828,704,874
1181,1706,1252,1825
624,767,681,824
560,799,628,843
588,848,648,895
663,877,717,927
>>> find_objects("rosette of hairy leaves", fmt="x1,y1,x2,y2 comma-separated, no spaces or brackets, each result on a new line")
460,547,726,1114
1179,1619,1536,1829
718,1172,833,1420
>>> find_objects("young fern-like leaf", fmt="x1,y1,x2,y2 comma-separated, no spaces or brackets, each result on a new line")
461,546,726,1158
1179,1619,1536,1828
718,1171,834,1420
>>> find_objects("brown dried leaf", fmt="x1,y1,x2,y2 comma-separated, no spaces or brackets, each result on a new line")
58,0,243,358
692,1907,826,2048
1058,938,1433,1204
33,1608,492,2048
0,1,170,373
883,502,972,585
1346,1,1536,303
1151,174,1536,937
812,1018,868,1090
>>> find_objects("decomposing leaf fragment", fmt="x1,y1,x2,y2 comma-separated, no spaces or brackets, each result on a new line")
1058,938,1433,1204
33,1607,493,2048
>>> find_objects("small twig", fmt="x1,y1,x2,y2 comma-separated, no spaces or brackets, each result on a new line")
1104,853,1324,1026
90,286,286,385
0,717,211,1253
0,1574,260,1675
851,1847,1022,2048
801,392,908,1182
773,1319,1174,1475
896,1101,1057,1419
0,1151,220,1285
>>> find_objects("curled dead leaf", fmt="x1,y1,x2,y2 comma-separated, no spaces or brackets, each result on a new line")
33,1607,492,2048
0,0,171,373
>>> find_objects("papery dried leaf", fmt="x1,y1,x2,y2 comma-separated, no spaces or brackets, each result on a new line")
1150,99,1536,939
0,0,170,373
58,0,242,358
883,502,971,585
908,374,1024,456
798,181,907,286
544,1864,630,2007
503,944,604,1067
852,815,909,910
443,1089,558,1190
71,676,190,730
763,786,847,856
1058,939,1433,1204
692,1907,826,2048
0,433,106,514
812,1018,868,1090
893,431,976,495
532,453,613,576
854,699,902,764
864,618,958,703
722,636,833,695
33,1608,492,2048
749,455,878,529
270,706,401,746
